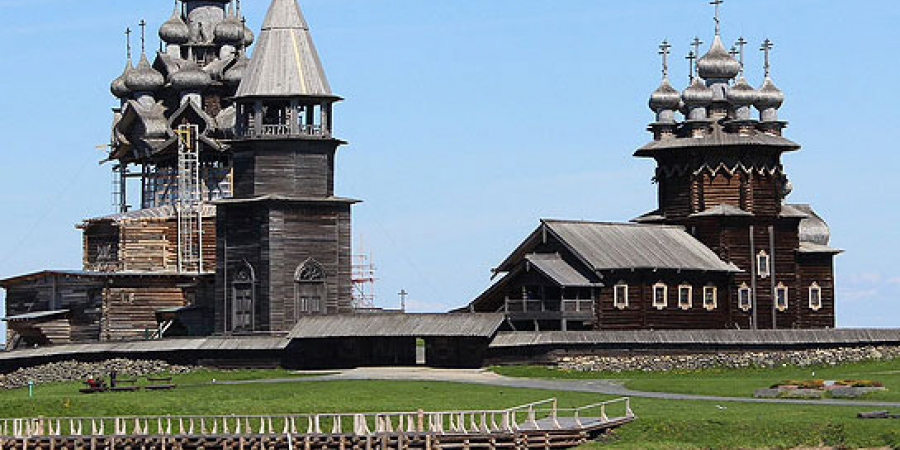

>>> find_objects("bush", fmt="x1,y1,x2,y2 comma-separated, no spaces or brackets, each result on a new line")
835,379,883,388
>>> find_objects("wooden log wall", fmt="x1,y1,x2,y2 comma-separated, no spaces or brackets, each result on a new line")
82,223,122,272
797,253,837,329
3,275,103,347
102,284,187,341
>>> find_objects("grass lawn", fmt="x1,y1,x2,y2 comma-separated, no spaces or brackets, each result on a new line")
492,359,900,402
1,369,900,449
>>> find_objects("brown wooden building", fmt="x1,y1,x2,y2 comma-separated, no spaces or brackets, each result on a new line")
469,26,841,331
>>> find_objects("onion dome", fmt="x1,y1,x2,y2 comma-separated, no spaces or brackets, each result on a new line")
698,35,741,81
682,76,714,107
215,12,245,45
649,78,681,113
726,77,758,107
125,54,165,92
755,77,785,111
242,23,255,47
159,9,191,45
110,60,133,98
170,61,213,92
223,54,250,85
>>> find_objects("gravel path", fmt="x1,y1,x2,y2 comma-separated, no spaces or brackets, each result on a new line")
222,367,900,408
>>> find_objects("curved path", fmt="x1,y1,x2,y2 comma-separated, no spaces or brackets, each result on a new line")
224,367,900,408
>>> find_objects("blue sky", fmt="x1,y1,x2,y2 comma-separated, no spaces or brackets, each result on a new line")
0,0,898,332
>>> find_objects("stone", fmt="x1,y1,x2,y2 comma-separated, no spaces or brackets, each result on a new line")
753,388,781,398
830,387,887,399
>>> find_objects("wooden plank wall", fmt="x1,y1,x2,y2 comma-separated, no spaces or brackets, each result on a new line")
4,275,103,346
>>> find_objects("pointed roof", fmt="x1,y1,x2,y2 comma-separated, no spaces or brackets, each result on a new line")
235,0,333,99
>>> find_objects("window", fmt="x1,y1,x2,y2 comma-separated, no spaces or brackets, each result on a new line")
653,283,668,310
678,284,693,310
614,283,628,310
703,286,718,310
232,262,255,333
809,282,823,311
738,283,752,311
776,283,789,312
757,251,771,279
295,259,327,319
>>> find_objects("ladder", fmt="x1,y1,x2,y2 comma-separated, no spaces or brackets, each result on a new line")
176,124,203,273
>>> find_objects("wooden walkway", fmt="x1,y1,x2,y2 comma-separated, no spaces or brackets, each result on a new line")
0,398,635,450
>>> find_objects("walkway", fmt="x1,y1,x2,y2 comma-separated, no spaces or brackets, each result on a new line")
224,367,900,408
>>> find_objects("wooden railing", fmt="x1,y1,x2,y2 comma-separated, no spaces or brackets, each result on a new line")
504,299,594,314
242,124,330,139
0,398,633,438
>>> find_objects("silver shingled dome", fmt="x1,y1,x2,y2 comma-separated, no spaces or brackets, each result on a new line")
215,12,245,45
170,61,213,92
111,60,133,98
726,77,758,107
698,35,741,81
682,76,714,106
223,54,250,85
649,78,682,112
125,54,165,92
159,10,191,45
755,77,785,111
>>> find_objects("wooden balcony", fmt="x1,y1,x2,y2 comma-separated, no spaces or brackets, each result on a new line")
240,123,331,139
503,298,595,321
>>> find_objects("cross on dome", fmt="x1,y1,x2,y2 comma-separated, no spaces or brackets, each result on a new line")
711,0,724,35
761,39,774,77
659,40,672,78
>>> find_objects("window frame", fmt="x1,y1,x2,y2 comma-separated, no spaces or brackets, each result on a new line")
738,283,752,312
653,282,668,310
703,285,718,311
775,283,789,312
808,282,822,311
678,284,693,310
613,283,629,310
757,250,771,279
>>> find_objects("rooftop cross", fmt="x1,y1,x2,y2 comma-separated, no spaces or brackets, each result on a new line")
735,37,748,75
138,19,147,54
399,289,409,312
658,40,672,79
125,27,132,60
711,0,724,35
689,37,704,80
760,38,774,77
686,51,697,80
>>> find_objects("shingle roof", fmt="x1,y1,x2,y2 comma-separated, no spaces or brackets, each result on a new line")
542,220,739,273
490,329,900,348
4,310,69,323
80,205,217,225
525,254,601,288
635,127,800,156
288,313,505,339
690,204,753,218
235,0,332,98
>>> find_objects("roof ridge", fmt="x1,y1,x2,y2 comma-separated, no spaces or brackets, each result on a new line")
541,218,683,229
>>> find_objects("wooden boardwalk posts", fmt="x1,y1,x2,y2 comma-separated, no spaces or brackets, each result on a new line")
0,398,634,450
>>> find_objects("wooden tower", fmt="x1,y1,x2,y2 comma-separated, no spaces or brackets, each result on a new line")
215,0,357,334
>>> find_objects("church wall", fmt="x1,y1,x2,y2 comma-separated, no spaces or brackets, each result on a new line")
82,223,122,272
100,282,190,341
596,271,732,330
215,204,267,334
658,174,693,218
232,141,338,199
797,253,837,329
267,203,353,332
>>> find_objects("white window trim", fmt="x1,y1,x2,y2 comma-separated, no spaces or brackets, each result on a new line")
614,283,629,310
776,283,789,312
653,282,668,310
703,285,718,311
678,284,693,310
809,282,823,311
738,283,752,312
757,251,771,279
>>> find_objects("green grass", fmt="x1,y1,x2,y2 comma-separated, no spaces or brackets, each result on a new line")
3,368,900,448
492,359,900,402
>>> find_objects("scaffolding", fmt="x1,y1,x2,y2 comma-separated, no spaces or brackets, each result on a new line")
176,124,203,273
352,252,377,310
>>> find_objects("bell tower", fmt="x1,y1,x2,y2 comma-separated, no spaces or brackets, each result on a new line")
215,0,357,334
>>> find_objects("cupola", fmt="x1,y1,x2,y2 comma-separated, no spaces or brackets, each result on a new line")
170,60,213,104
159,9,191,47
110,60,133,100
727,77,757,120
126,54,165,103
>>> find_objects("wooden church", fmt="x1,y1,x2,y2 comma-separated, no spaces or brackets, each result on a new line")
468,6,841,331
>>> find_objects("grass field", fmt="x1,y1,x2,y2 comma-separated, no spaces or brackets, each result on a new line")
2,367,900,449
491,359,900,402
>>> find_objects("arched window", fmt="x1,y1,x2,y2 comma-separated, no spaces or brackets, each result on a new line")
231,261,255,333
294,259,327,319
757,251,771,279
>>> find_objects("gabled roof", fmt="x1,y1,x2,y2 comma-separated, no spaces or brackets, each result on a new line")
80,205,217,226
4,310,69,323
497,220,739,274
235,0,333,99
525,254,601,288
